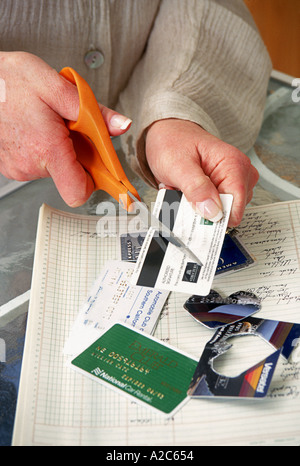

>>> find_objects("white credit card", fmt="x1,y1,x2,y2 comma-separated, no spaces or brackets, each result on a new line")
130,189,233,296
64,260,169,356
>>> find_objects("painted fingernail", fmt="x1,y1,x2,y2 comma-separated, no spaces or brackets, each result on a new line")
158,183,166,189
158,182,177,190
195,199,223,222
110,115,132,130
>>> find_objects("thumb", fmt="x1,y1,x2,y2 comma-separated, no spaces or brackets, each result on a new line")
176,160,224,223
46,139,95,208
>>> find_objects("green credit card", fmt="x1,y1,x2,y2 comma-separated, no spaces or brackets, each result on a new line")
70,323,198,416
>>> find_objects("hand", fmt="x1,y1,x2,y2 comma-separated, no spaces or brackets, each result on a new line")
145,119,259,227
0,52,132,206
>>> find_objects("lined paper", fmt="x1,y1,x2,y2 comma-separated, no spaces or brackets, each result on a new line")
12,201,300,446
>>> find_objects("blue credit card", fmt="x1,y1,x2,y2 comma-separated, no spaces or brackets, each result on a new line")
215,232,254,275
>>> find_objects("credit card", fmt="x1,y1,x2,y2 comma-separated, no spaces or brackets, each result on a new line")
120,229,255,278
184,290,261,329
131,189,233,296
188,321,281,399
215,231,255,275
70,323,198,417
120,232,147,262
184,289,300,361
64,260,169,356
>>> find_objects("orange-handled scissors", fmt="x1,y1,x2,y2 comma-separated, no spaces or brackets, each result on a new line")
59,66,140,211
59,67,203,265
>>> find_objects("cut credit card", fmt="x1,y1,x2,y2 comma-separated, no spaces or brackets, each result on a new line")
120,230,255,277
215,231,255,276
70,323,198,417
64,260,169,356
130,189,233,296
188,320,281,399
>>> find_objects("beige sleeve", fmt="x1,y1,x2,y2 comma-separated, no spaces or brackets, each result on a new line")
117,0,272,188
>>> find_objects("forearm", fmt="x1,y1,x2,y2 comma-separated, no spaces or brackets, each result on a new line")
117,0,271,185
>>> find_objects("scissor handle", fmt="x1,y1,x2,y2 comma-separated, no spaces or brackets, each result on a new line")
59,67,140,210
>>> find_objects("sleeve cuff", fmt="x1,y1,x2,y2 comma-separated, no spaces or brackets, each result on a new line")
124,90,222,188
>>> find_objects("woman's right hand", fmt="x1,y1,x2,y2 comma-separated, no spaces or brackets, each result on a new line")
0,52,131,206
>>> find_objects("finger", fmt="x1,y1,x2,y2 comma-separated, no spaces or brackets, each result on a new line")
227,196,247,227
46,141,95,207
98,104,132,137
39,73,80,122
170,158,224,223
41,72,132,137
226,165,259,227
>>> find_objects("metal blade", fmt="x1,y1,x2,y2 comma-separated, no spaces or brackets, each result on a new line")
127,192,203,266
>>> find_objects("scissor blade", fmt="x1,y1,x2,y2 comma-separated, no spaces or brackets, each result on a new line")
127,192,203,266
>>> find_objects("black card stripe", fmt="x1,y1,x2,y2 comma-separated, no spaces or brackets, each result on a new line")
159,190,182,231
136,234,169,287
136,190,183,287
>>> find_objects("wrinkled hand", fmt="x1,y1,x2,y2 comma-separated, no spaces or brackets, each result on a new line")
0,52,131,206
145,119,259,227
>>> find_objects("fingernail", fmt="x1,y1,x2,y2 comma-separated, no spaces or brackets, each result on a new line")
110,115,132,130
158,183,166,189
158,182,177,190
195,199,223,222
